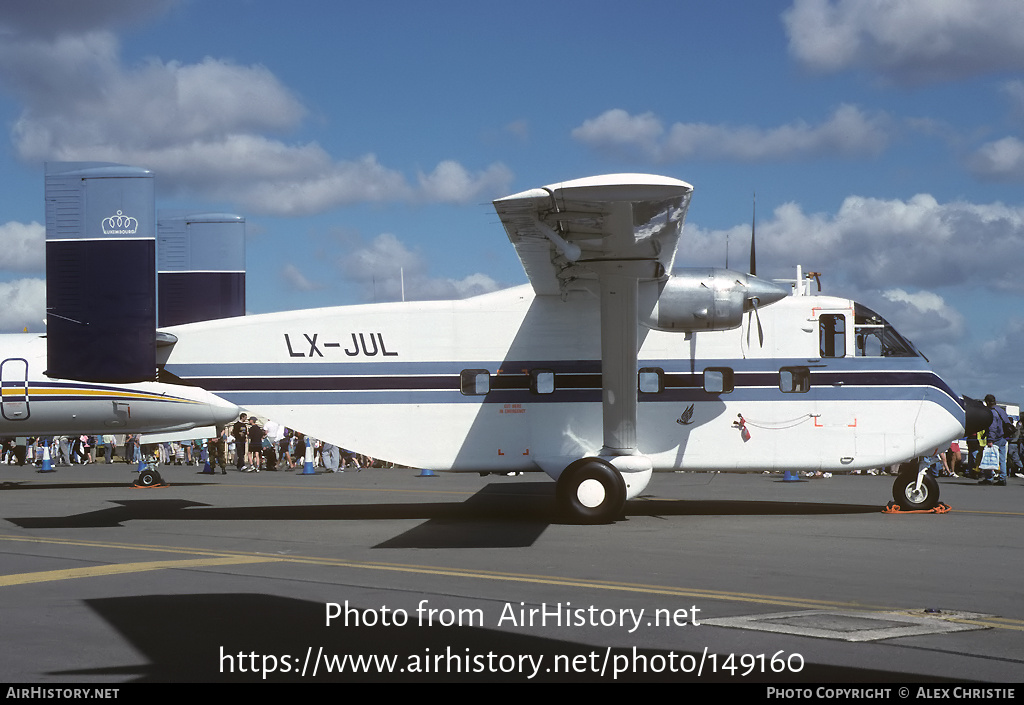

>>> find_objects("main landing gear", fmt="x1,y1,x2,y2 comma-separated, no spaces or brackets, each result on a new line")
892,460,939,511
555,458,627,524
134,467,165,487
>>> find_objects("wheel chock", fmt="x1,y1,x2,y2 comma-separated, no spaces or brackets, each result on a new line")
882,501,951,514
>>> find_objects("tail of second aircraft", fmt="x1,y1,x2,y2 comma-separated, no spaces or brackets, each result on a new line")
43,162,245,383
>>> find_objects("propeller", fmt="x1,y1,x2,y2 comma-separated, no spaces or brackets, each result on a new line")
746,295,764,347
745,194,764,347
749,192,756,277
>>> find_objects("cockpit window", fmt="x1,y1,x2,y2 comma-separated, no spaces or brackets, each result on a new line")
854,304,921,358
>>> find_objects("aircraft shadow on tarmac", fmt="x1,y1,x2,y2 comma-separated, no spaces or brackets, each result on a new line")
43,593,957,683
5,482,881,549
1,480,215,491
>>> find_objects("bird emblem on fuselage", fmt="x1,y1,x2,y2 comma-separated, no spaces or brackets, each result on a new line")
676,404,695,425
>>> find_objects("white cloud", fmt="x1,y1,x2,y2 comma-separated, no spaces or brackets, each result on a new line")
339,232,500,302
417,161,514,205
1003,80,1024,123
879,287,966,347
572,105,889,163
281,263,322,292
571,110,664,161
964,317,1024,401
685,193,1024,399
980,318,1024,377
504,120,529,142
782,0,1024,84
0,0,177,39
0,221,44,272
686,193,1024,296
0,278,45,332
968,137,1024,182
0,13,511,216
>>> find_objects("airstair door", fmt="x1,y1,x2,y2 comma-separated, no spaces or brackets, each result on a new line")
1,358,30,421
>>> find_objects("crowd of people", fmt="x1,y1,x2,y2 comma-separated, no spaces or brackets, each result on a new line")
5,396,1020,481
208,412,387,473
0,434,138,467
1,415,391,473
937,394,1021,487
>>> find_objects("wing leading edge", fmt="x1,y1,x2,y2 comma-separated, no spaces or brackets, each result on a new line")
493,174,693,296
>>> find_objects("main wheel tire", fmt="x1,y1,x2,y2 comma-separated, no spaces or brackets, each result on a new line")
137,468,162,487
892,472,939,511
556,458,627,524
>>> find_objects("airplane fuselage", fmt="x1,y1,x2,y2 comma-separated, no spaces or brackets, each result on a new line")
0,334,240,437
160,282,965,478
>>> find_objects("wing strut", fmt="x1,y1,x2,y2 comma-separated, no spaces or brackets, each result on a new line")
594,264,643,454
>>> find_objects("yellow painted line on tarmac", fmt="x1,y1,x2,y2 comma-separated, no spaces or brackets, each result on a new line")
1,534,1022,633
0,555,283,587
940,616,1024,632
950,509,1024,517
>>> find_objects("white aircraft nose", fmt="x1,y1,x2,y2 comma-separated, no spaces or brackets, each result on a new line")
203,390,241,427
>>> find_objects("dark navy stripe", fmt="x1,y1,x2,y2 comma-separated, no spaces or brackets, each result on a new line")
182,368,957,396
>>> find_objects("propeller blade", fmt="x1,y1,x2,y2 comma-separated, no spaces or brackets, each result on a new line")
745,296,765,347
749,192,757,277
753,296,764,346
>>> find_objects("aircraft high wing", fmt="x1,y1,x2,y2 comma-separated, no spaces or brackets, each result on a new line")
492,175,791,518
494,173,691,296
159,174,984,522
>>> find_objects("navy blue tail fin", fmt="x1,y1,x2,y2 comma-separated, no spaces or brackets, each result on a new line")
157,212,246,327
44,162,157,382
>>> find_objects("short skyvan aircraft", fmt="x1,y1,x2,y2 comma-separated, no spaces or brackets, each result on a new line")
157,174,987,522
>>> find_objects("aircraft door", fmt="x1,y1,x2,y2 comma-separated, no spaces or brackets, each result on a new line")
1,358,30,421
813,309,856,467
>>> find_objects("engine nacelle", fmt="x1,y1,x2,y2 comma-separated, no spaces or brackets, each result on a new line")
642,268,788,332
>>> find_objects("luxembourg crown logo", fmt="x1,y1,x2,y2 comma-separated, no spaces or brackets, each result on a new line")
101,210,138,235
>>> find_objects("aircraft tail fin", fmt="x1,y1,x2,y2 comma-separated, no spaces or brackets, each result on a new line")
45,162,157,383
44,163,248,383
157,211,246,327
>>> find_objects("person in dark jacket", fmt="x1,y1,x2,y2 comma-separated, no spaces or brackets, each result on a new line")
981,394,1011,486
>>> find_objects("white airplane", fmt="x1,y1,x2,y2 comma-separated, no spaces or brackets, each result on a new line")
0,333,240,442
156,174,988,522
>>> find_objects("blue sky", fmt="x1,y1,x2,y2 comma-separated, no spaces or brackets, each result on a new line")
1,0,1024,402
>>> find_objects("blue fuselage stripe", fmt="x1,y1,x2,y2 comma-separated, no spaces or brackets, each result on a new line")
174,361,963,412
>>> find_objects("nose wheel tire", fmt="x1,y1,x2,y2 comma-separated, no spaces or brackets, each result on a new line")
556,458,627,524
892,472,939,511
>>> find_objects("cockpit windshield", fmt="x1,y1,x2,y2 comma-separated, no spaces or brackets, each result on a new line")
854,303,921,358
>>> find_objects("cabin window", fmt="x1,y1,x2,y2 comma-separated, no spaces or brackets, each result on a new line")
531,369,555,394
779,366,811,393
819,314,846,358
460,369,490,395
638,367,664,394
703,367,734,394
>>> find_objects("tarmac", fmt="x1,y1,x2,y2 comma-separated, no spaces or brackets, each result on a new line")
1,462,1021,684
